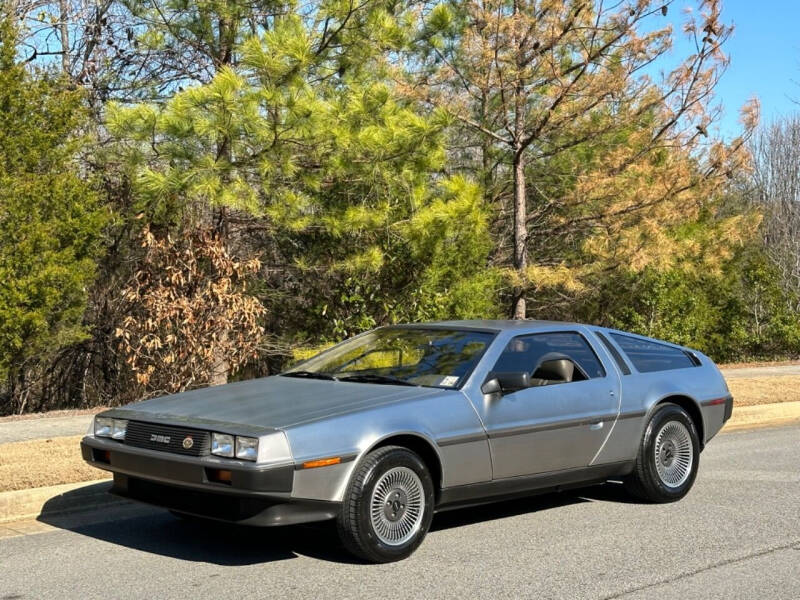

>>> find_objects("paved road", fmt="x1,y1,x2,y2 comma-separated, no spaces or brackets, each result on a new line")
0,414,94,444
2,424,798,599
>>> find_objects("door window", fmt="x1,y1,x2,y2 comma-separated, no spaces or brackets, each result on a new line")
491,332,606,381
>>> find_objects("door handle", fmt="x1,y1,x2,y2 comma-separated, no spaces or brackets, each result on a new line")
589,421,604,430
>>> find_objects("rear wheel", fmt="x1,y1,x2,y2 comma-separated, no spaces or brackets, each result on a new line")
625,403,700,502
337,446,434,563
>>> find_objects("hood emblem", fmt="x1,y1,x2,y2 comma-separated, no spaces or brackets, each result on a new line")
182,436,194,449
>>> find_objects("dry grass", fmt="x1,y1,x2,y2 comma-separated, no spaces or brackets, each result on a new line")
0,436,108,493
720,360,800,370
727,376,800,407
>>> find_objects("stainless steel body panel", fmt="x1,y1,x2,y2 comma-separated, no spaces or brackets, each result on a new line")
82,320,732,521
106,376,445,430
285,389,492,500
471,377,619,478
457,325,621,478
589,331,731,465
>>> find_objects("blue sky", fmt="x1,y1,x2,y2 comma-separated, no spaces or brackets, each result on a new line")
658,0,800,138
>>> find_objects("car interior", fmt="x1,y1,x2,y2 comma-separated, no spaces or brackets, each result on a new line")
490,334,597,387
529,352,588,386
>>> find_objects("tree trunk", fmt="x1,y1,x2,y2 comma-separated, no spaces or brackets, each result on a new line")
480,89,494,195
58,0,70,74
210,329,229,386
208,7,236,386
510,0,527,320
217,3,236,68
512,148,527,319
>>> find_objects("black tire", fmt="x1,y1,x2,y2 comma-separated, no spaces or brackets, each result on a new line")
337,446,435,563
625,403,700,502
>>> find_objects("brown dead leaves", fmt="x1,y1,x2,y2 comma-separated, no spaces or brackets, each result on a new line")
115,225,265,396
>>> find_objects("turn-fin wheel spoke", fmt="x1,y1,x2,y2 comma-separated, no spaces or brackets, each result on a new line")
369,466,425,546
654,421,694,488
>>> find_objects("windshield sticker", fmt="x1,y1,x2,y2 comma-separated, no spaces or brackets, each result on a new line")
440,375,460,387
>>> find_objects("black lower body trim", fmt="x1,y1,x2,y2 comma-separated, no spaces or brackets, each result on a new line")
81,438,294,494
437,461,634,510
111,474,339,526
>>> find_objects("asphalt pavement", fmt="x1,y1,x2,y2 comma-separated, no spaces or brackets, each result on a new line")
1,424,798,599
0,414,94,444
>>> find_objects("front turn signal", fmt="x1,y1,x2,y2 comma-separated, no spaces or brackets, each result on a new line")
302,457,341,469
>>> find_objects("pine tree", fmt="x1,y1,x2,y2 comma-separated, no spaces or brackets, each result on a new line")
107,5,497,393
0,17,107,412
411,0,759,318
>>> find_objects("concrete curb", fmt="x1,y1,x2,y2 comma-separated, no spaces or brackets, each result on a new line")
0,479,123,524
722,400,800,432
0,401,798,526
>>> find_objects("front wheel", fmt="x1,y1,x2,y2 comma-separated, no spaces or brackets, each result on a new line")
337,446,434,563
625,403,700,503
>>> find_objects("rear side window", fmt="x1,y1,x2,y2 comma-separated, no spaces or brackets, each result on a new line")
609,333,696,373
492,332,606,379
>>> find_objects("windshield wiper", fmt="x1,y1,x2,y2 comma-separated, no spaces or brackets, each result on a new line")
339,374,419,387
281,371,338,381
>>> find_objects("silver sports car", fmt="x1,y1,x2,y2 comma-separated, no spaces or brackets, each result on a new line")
82,320,733,562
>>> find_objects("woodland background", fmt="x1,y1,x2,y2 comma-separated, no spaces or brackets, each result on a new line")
1,0,799,415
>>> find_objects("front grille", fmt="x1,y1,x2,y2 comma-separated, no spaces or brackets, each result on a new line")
124,421,211,456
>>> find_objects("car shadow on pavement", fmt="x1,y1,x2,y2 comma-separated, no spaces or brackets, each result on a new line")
36,482,636,565
573,481,644,504
431,491,591,532
37,484,360,565
431,481,644,532
40,509,362,565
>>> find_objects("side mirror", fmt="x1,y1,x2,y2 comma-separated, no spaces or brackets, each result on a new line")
481,377,502,395
482,371,531,395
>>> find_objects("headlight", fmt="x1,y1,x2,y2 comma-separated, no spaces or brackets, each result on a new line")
211,433,260,461
211,433,234,457
235,436,259,461
112,419,128,440
94,417,113,438
95,417,127,440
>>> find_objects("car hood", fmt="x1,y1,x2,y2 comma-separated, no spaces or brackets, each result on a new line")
102,376,443,435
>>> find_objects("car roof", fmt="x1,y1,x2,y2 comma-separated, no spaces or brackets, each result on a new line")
386,320,699,354
397,319,585,332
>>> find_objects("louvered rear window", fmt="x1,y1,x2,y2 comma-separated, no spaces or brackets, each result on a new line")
610,333,697,373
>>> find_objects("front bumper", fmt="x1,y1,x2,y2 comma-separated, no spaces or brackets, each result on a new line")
81,436,339,526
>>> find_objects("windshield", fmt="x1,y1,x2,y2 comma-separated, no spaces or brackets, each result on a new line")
284,327,495,389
